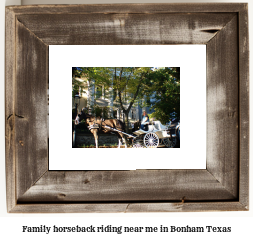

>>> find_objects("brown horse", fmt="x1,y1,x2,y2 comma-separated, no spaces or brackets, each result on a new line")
75,108,127,148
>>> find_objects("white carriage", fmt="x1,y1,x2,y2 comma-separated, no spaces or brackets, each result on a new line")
132,121,177,148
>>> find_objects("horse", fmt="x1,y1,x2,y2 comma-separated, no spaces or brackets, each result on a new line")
75,109,128,148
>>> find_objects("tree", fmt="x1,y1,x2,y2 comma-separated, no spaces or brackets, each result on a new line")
144,67,180,124
72,67,86,99
72,67,180,130
73,67,153,132
113,67,152,132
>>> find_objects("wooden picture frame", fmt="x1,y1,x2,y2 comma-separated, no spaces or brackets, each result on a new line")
5,3,249,213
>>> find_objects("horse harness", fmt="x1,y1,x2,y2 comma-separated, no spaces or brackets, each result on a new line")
87,117,122,132
87,116,103,130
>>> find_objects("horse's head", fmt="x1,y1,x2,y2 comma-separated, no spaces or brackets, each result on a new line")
74,108,87,125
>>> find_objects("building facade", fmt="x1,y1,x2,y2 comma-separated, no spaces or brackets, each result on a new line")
72,77,152,123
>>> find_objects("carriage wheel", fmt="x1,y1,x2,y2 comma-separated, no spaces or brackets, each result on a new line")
144,132,159,148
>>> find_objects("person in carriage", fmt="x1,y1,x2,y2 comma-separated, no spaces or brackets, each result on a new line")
140,111,149,130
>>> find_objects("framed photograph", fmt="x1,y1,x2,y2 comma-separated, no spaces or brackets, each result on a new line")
50,45,206,170
5,3,249,212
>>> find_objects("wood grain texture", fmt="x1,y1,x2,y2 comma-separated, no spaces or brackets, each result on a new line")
16,13,235,45
5,7,17,212
18,170,236,202
7,3,247,15
5,3,249,213
206,16,239,198
125,202,248,213
15,20,48,200
238,4,249,208
10,202,247,213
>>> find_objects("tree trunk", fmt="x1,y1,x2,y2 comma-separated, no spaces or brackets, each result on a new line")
124,111,130,133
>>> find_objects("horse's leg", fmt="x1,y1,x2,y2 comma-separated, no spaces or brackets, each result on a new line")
121,134,127,148
92,130,99,148
123,137,127,148
95,131,99,148
118,136,122,148
119,133,127,148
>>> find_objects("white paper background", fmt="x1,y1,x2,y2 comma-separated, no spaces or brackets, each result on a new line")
49,45,206,170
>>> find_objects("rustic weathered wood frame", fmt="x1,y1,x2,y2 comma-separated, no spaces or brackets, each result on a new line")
5,4,249,213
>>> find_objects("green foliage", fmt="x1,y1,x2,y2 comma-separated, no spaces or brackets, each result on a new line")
72,67,180,125
145,67,180,124
90,105,111,119
72,78,85,99
72,67,86,98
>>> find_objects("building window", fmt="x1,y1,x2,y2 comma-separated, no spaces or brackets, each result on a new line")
96,86,102,98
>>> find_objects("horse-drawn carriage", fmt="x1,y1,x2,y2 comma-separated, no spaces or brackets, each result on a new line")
131,121,177,148
101,120,178,148
75,108,178,148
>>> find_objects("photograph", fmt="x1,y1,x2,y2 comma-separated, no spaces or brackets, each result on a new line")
49,45,205,170
72,67,180,149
